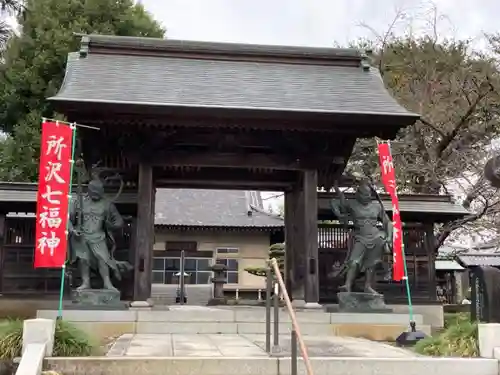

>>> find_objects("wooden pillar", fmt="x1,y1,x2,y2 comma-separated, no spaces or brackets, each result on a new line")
285,187,303,299
133,162,155,302
425,223,437,302
302,170,319,305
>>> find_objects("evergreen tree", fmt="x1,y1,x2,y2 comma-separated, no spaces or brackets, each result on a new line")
0,0,165,181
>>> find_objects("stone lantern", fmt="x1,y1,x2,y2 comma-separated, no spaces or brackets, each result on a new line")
207,263,227,305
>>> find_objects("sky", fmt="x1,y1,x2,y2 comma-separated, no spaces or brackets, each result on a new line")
137,0,500,214
140,0,499,49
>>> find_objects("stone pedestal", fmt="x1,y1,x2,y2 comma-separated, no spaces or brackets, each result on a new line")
337,292,392,313
71,289,127,309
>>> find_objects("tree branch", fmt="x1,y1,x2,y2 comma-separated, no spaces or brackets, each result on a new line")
435,86,493,158
359,7,404,77
418,118,446,138
435,203,489,250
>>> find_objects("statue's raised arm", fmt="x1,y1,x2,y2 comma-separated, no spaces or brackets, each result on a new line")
106,202,124,231
330,181,351,227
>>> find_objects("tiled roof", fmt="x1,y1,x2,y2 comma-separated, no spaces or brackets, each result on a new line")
456,254,500,267
318,192,470,220
49,35,418,121
0,183,282,229
154,189,283,228
435,260,464,271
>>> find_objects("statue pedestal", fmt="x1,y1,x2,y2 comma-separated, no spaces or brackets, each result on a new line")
337,292,392,313
70,289,127,309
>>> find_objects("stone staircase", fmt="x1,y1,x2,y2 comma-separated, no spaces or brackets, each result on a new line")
150,284,212,306
34,307,500,375
38,305,431,339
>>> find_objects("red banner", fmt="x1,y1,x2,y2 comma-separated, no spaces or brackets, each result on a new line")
34,121,74,268
378,142,405,281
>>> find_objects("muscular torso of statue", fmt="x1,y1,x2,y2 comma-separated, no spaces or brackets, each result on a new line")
330,181,392,295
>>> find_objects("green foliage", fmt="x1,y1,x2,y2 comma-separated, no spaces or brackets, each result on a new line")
245,242,285,277
0,0,165,181
0,319,22,359
0,319,98,359
444,312,471,328
414,313,478,357
244,266,267,277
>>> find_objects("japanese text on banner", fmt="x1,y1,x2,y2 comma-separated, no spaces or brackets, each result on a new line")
378,142,405,281
34,121,74,268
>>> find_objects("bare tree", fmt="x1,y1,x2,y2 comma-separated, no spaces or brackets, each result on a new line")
349,4,500,248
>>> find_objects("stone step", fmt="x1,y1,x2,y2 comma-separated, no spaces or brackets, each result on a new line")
44,356,499,375
38,307,424,325
37,307,429,340
151,284,212,306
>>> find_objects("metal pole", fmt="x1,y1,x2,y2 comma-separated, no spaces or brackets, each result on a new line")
291,329,298,375
272,280,280,352
180,250,185,305
265,266,272,353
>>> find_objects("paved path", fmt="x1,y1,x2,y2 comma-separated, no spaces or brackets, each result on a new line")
107,333,417,358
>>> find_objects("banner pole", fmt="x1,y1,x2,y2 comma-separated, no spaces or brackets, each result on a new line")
401,243,414,323
57,123,78,320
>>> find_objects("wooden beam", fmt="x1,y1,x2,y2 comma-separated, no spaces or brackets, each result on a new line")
133,162,154,302
303,170,319,303
148,151,342,170
156,179,292,191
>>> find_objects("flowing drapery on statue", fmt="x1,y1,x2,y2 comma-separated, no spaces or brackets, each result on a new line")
68,160,132,297
329,179,393,295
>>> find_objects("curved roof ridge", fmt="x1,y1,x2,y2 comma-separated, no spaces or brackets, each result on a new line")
75,33,364,65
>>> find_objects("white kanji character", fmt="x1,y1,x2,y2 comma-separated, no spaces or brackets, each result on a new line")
387,179,396,190
45,162,65,184
38,206,62,229
41,185,62,205
392,204,399,215
37,231,60,256
393,224,400,239
46,135,67,161
382,156,394,175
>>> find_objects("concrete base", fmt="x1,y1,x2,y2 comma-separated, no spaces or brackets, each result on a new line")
207,297,227,306
130,301,155,309
332,324,431,341
478,323,500,358
291,299,306,308
45,356,499,375
37,306,428,341
304,302,323,309
22,318,56,356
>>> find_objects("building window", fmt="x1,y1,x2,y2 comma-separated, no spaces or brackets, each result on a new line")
152,257,212,284
216,258,239,284
216,247,239,255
